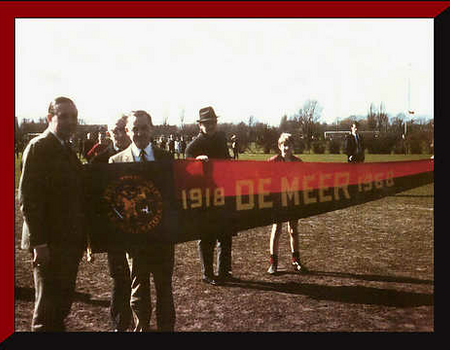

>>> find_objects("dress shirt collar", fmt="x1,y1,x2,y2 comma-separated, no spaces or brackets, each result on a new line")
131,142,155,162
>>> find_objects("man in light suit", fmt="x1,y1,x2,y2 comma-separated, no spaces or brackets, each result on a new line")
19,96,86,331
109,110,175,332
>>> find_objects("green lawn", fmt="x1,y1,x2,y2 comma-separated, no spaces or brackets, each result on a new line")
14,152,433,189
238,153,432,163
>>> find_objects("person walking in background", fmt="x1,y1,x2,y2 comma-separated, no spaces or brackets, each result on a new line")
267,133,309,275
19,96,86,331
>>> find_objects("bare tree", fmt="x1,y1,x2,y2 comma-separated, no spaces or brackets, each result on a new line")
248,115,255,128
377,102,389,133
367,103,378,131
390,113,406,136
297,99,322,149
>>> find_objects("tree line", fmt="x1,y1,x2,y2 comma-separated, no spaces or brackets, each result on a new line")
15,99,434,155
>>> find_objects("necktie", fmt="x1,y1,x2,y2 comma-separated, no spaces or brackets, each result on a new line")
139,149,147,162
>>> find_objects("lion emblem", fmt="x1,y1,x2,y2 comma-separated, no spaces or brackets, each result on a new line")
104,175,164,235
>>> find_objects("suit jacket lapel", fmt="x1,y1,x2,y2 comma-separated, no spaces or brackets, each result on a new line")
45,130,83,172
123,146,135,162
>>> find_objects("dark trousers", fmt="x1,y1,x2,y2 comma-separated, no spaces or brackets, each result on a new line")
198,233,232,279
107,251,132,331
31,248,83,332
232,148,239,160
127,247,175,332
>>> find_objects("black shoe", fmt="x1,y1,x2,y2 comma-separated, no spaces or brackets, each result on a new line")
201,276,219,286
217,273,234,283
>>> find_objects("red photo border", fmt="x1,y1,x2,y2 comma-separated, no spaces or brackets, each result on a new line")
4,0,447,340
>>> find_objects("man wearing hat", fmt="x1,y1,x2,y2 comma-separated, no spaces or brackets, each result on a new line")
185,106,234,286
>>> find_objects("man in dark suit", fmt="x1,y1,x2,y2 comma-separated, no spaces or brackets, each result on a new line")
344,121,365,163
109,110,175,332
91,114,133,332
19,96,86,331
185,106,234,286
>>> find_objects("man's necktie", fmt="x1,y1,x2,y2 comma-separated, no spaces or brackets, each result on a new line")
139,149,147,162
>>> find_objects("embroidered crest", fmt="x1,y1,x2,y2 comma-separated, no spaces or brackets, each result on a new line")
104,175,163,235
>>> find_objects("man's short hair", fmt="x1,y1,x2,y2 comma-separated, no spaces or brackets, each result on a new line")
48,97,77,117
109,114,128,132
278,132,293,146
128,110,153,127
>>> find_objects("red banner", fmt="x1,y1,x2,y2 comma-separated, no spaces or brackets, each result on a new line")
83,158,434,250
84,159,434,252
173,158,433,204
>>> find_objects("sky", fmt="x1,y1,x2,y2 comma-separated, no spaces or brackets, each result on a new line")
15,18,433,127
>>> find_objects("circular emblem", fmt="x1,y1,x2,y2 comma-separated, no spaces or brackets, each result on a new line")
104,175,164,235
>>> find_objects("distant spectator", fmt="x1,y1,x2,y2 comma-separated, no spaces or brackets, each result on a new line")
159,136,167,151
174,136,181,159
86,129,110,163
231,135,239,160
179,136,187,159
344,122,365,163
168,134,175,155
82,132,96,160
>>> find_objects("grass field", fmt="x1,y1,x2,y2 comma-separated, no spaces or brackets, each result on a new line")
238,153,432,162
14,151,434,332
14,152,432,189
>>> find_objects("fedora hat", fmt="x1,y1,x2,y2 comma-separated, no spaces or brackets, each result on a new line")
197,106,218,123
